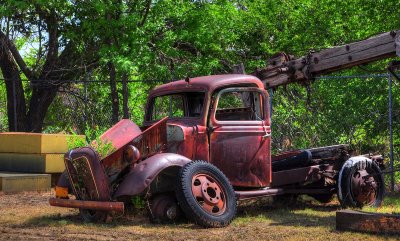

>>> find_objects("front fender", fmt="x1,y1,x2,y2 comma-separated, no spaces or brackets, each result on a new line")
113,153,191,198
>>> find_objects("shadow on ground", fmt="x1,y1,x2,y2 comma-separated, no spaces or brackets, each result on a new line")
21,196,340,230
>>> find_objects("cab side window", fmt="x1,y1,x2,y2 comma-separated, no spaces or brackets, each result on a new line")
152,94,184,120
216,91,264,121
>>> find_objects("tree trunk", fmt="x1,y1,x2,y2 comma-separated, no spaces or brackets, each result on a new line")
26,87,58,132
0,38,28,132
122,73,129,119
109,62,119,124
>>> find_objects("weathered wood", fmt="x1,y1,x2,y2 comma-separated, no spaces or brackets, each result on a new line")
307,144,349,160
256,30,400,88
336,210,400,234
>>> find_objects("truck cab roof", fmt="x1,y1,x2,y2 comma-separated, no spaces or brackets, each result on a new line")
149,74,264,96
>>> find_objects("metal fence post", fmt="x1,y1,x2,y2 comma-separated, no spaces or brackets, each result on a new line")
388,74,394,192
84,78,88,129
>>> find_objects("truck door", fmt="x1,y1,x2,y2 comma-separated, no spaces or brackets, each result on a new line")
209,87,271,188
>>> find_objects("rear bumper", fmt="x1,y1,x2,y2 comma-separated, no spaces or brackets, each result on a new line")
49,198,124,213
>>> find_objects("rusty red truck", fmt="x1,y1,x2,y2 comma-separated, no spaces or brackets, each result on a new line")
50,29,400,227
50,74,385,228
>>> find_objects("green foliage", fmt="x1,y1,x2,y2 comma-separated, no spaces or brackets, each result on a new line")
66,125,115,158
91,138,115,158
66,134,87,150
131,196,146,209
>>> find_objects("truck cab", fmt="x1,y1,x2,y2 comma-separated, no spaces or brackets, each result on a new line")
144,75,272,187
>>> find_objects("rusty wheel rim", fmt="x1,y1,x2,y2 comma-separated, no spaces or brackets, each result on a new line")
150,195,179,222
191,173,226,216
350,168,378,205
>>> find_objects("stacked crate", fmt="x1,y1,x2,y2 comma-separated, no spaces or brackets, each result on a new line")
0,133,84,193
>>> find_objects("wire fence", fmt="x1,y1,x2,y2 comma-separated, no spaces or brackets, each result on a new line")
0,79,162,134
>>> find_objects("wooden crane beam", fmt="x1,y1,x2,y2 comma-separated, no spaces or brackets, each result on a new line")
254,30,400,89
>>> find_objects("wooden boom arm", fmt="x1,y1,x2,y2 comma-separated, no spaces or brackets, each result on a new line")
254,30,400,89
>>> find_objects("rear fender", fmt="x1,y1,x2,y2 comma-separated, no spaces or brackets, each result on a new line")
113,153,191,198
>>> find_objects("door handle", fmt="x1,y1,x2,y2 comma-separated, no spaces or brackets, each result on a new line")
262,133,271,139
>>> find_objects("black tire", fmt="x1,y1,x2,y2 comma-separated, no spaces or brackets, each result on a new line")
148,193,183,224
337,157,384,208
175,161,237,228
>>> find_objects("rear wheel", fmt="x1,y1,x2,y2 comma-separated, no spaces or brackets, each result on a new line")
148,194,183,224
176,161,237,228
338,157,384,208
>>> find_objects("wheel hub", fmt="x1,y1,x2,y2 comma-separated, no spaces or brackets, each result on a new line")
351,169,377,205
191,173,226,215
201,181,221,205
166,206,177,220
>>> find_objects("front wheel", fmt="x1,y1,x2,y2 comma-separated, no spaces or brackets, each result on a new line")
175,161,237,228
337,157,384,208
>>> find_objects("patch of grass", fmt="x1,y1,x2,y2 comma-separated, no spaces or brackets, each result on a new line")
363,193,400,214
1,192,400,240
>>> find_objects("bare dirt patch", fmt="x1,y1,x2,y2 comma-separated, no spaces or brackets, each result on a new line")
0,191,398,240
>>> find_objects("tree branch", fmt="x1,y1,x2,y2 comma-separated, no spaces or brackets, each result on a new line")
38,8,59,79
138,0,152,27
0,29,34,80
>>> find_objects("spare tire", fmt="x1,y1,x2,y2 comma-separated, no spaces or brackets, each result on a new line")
175,161,237,228
337,156,384,208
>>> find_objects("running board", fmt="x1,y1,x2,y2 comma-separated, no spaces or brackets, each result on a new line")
235,188,331,201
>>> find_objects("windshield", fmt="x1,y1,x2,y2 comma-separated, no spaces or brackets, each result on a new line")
150,92,205,121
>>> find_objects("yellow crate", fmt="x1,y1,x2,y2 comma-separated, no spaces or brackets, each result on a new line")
0,153,65,173
0,133,85,154
0,173,51,193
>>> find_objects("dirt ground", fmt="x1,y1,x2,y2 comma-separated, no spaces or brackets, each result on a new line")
0,190,398,241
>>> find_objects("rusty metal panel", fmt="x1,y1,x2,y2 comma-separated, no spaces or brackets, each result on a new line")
100,117,167,181
209,87,271,187
235,187,330,200
165,122,204,161
149,75,264,101
65,147,110,201
193,125,209,161
210,130,271,187
99,119,142,151
49,198,124,213
113,153,191,198
131,117,168,159
271,164,327,187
